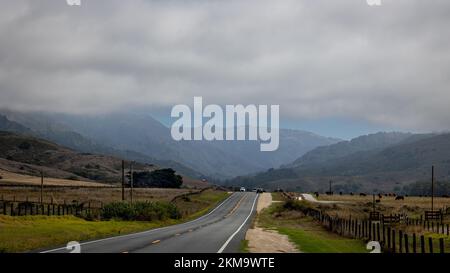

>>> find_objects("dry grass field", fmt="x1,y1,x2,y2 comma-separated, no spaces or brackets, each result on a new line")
0,186,199,206
0,168,211,206
312,194,450,221
0,170,109,187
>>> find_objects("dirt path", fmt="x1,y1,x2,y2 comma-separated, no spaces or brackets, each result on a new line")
299,193,345,204
245,193,299,253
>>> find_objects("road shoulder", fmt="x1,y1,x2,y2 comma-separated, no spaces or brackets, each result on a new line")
244,193,299,253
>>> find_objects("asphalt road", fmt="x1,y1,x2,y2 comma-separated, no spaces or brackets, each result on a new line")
41,192,258,253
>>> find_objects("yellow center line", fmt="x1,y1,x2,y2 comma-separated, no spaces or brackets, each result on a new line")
225,194,247,218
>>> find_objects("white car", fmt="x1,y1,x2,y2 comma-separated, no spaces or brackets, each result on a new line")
240,187,246,192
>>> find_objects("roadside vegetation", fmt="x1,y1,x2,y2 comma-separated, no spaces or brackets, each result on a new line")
258,195,367,253
0,189,229,253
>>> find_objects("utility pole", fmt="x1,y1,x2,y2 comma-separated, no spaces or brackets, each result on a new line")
431,165,435,211
121,160,125,201
373,193,376,212
40,170,44,205
130,161,134,204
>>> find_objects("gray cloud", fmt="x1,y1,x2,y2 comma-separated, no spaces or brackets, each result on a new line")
0,0,450,131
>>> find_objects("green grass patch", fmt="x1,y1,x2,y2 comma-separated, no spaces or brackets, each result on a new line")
0,189,230,253
258,202,367,253
0,215,175,253
239,240,250,253
271,192,285,202
277,226,367,253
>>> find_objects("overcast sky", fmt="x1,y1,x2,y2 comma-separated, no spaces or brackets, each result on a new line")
0,0,450,139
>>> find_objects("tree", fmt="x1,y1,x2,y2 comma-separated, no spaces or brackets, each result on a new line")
132,168,183,188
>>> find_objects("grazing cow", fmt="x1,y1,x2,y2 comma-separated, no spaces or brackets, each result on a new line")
360,193,367,197
339,192,343,195
314,192,320,198
350,192,354,196
442,195,449,198
376,199,381,203
378,194,383,199
395,196,404,200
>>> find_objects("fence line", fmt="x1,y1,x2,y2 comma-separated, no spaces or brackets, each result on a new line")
300,206,448,253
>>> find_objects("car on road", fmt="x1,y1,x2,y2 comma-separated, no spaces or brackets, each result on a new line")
240,187,246,192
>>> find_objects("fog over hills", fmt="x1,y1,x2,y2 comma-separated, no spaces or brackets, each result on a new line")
227,132,450,193
0,110,340,179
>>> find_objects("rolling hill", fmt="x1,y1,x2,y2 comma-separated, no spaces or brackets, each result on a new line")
0,131,210,189
0,110,341,179
227,132,450,193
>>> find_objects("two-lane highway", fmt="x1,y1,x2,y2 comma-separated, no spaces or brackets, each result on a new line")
41,192,258,253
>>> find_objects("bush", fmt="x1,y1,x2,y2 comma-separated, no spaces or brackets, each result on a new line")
18,141,31,150
101,201,181,221
282,199,313,212
132,168,183,188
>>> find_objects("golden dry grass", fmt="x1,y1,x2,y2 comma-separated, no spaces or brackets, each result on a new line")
309,194,450,223
0,186,199,207
0,170,108,187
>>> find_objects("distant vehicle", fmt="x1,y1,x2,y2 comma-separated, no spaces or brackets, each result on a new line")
240,187,246,192
252,188,257,192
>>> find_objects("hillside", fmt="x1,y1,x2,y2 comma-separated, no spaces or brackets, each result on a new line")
0,131,158,184
0,113,203,179
228,132,450,193
0,110,341,178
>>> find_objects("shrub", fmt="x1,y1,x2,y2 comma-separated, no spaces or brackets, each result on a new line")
282,199,313,212
132,168,183,188
101,201,181,221
18,141,31,150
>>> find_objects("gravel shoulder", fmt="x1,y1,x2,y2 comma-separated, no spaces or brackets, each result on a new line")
245,193,299,253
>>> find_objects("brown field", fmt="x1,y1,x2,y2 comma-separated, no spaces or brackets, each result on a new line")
311,194,450,221
0,168,212,207
0,170,109,188
0,185,202,207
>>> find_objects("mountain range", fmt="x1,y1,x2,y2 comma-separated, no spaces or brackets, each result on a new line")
227,132,450,193
0,110,340,179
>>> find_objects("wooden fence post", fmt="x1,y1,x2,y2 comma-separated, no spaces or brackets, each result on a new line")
412,233,417,253
377,223,381,242
387,227,391,251
404,233,409,253
428,237,433,254
392,230,396,253
421,235,426,253
399,230,403,253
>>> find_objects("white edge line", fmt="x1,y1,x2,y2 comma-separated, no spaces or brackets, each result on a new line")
40,192,236,253
217,193,258,253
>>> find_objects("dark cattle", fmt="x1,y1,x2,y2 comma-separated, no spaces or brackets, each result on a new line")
395,196,404,200
314,192,319,198
350,192,354,196
376,199,381,203
339,192,343,195
378,194,383,199
442,195,449,198
360,193,367,197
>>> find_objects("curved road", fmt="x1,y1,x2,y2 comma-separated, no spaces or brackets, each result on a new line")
41,192,258,253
